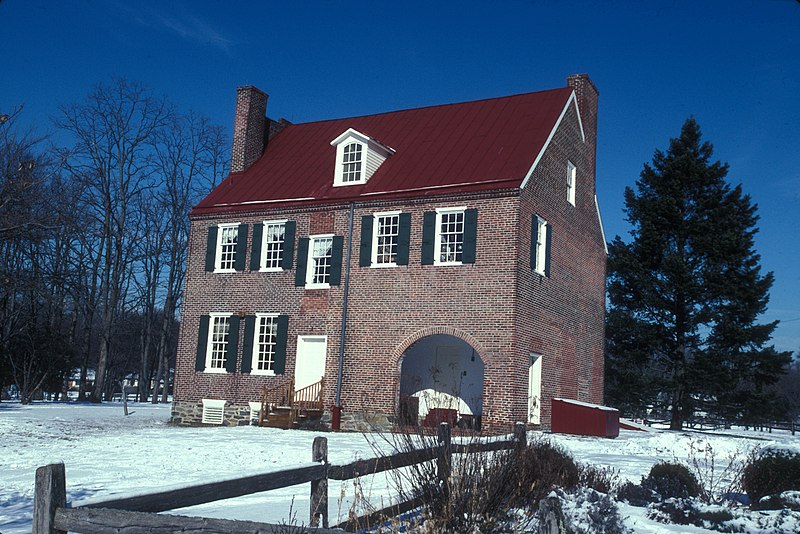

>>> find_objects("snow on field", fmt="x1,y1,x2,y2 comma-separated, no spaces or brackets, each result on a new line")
1,401,798,533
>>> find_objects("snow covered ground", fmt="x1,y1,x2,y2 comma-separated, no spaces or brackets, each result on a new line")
1,401,798,533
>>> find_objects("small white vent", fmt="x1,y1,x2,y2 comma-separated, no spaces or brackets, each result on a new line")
248,402,262,424
201,399,226,425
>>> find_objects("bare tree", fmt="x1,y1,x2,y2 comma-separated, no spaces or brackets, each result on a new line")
1,109,77,402
56,79,172,402
149,112,227,403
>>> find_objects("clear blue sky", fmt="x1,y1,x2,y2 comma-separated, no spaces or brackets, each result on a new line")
2,0,798,353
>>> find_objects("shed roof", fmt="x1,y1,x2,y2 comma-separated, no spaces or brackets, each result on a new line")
193,86,574,215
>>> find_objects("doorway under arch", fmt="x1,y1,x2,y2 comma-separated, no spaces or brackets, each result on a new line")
398,334,484,430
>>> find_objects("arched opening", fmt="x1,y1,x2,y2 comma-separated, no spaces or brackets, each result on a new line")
398,334,484,430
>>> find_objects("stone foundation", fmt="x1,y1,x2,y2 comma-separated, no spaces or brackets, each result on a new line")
171,400,395,432
337,410,394,432
170,400,253,426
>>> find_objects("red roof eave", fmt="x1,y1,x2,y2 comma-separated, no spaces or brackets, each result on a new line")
189,177,523,218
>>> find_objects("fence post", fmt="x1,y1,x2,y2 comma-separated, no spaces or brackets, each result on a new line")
437,422,451,501
33,463,66,534
310,436,328,528
513,422,527,452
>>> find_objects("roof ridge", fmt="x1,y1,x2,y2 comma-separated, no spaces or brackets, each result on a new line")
287,86,572,127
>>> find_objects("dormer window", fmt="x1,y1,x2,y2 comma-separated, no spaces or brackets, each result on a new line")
342,142,364,183
331,128,394,187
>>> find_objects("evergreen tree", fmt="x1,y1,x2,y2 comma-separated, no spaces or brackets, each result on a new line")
606,118,790,430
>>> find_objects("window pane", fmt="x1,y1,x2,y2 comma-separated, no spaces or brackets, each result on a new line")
256,316,277,371
209,316,230,369
263,222,286,269
375,214,399,264
438,211,464,263
218,226,238,270
310,237,333,284
342,143,363,182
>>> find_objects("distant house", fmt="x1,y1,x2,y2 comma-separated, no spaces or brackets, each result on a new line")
171,74,607,431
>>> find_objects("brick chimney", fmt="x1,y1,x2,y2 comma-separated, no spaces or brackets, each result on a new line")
567,74,599,184
230,86,268,173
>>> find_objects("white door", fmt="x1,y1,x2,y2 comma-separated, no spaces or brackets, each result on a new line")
528,353,543,424
295,336,327,391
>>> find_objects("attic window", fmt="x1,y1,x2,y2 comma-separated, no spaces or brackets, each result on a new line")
331,128,394,187
342,143,363,183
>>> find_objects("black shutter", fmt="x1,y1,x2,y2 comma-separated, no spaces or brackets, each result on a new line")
462,208,478,264
274,315,289,375
281,221,296,270
295,237,309,286
544,223,553,277
330,235,344,286
234,224,248,271
396,213,411,265
241,315,256,374
205,227,218,272
225,315,240,373
421,211,436,265
359,215,373,267
531,214,538,272
195,315,210,371
250,223,263,271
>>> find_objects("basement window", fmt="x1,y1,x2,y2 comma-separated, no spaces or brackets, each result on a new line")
201,399,226,425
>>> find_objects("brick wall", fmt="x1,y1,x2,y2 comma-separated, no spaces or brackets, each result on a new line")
174,193,522,431
514,84,606,428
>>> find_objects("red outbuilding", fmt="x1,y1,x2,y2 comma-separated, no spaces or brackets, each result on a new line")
551,398,619,438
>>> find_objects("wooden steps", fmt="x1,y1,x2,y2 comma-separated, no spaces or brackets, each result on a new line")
258,378,325,429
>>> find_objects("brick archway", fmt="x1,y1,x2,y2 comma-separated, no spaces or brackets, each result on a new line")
391,326,488,364
394,326,487,428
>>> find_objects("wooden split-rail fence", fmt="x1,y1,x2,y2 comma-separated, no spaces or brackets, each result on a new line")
33,422,528,533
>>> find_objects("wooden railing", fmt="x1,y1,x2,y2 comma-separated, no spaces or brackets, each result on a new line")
259,377,324,426
33,422,527,533
259,378,293,426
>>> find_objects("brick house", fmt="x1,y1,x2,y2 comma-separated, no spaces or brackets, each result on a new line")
170,74,607,432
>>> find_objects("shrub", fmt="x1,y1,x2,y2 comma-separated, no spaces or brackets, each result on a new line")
647,499,733,528
580,464,620,494
370,432,583,532
617,481,658,507
643,462,701,499
741,449,800,508
513,439,580,506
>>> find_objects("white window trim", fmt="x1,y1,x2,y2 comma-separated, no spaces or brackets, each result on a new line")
250,313,279,376
332,132,369,187
204,313,232,373
305,233,335,289
534,216,548,276
259,219,288,272
371,210,401,268
434,206,466,266
566,161,576,206
214,222,240,273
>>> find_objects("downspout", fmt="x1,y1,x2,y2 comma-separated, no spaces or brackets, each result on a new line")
333,202,355,430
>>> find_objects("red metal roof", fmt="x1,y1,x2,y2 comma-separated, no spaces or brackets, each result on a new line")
193,86,574,215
